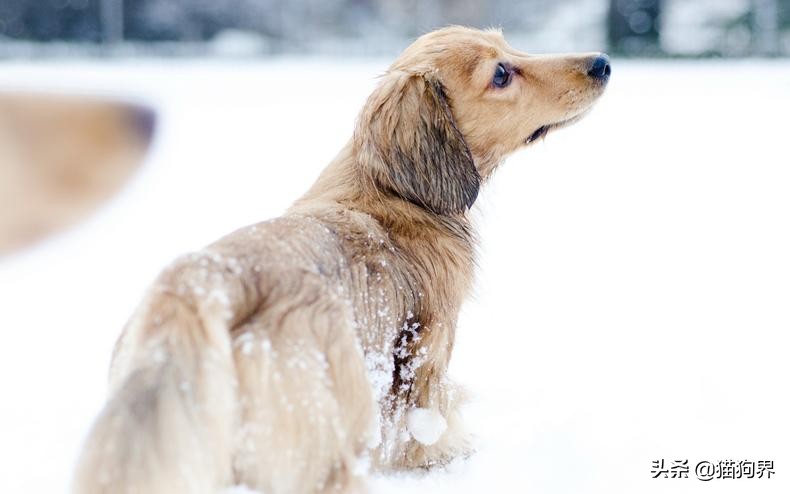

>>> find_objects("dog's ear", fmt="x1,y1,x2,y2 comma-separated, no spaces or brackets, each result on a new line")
355,72,480,215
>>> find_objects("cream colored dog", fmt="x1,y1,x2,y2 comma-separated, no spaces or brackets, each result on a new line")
0,95,151,254
74,26,609,494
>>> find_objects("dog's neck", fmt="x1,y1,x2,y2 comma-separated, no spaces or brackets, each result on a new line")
293,140,475,244
292,137,476,287
290,139,478,341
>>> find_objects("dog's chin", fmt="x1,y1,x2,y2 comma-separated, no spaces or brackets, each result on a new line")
524,111,591,145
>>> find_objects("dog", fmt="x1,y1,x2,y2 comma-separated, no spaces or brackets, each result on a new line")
0,95,152,254
73,26,610,494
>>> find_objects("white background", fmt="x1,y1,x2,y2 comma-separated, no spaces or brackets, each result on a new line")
0,58,788,493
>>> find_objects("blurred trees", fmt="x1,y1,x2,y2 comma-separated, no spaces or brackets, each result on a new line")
0,0,559,45
750,0,781,54
607,0,790,56
607,0,662,55
0,0,103,42
0,0,788,56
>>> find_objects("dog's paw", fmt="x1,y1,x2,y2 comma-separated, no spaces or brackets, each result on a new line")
400,407,475,470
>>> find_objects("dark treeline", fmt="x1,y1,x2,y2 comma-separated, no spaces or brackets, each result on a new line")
0,0,555,43
1,0,789,55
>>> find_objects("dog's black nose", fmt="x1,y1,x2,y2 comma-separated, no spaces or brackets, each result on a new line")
587,54,611,80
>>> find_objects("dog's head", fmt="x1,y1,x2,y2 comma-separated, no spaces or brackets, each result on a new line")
355,26,609,215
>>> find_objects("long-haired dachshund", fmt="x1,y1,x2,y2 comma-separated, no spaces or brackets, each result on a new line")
74,26,610,494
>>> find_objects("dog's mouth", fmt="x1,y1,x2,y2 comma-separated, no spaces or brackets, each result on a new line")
525,125,550,144
525,112,589,145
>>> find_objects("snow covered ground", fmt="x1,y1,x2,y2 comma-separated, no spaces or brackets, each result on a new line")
1,57,789,493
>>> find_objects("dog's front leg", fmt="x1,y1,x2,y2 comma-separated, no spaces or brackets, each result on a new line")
396,317,474,469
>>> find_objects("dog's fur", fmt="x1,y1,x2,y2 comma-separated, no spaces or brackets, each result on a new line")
0,95,151,254
73,27,608,494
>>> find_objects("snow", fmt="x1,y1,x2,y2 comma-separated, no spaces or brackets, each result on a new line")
406,408,448,446
1,57,790,493
221,485,261,494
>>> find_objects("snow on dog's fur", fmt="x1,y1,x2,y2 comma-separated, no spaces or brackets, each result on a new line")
73,26,609,494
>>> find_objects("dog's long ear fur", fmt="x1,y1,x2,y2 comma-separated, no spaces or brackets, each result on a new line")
355,72,480,215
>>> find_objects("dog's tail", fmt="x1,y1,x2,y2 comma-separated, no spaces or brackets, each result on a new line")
72,269,241,494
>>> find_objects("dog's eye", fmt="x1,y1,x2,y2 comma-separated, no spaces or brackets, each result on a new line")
492,63,511,88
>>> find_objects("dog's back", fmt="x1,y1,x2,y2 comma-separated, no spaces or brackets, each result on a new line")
73,216,380,494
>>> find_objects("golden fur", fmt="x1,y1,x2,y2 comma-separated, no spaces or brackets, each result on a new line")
73,27,608,494
0,95,151,254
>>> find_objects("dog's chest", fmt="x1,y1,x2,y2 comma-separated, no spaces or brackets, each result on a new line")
337,227,472,396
